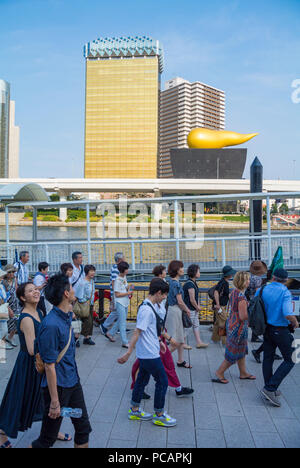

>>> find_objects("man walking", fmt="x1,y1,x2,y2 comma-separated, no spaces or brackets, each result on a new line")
100,252,126,335
259,268,299,407
33,261,49,317
14,251,30,287
118,278,177,427
31,273,92,448
70,252,85,298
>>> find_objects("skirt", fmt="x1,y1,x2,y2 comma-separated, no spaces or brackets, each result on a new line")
0,350,44,438
165,305,185,344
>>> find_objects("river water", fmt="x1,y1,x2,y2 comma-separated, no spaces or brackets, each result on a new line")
0,225,252,242
0,225,295,242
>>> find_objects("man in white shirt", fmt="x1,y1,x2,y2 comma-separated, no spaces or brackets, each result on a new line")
70,252,85,299
33,261,49,317
118,278,178,427
14,251,30,287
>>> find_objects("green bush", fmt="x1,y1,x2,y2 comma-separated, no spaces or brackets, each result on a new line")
38,215,60,222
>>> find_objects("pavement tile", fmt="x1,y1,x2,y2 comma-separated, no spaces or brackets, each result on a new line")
196,429,226,448
106,439,137,448
243,406,277,433
273,418,300,448
216,392,244,417
193,402,222,431
221,416,255,448
252,432,285,448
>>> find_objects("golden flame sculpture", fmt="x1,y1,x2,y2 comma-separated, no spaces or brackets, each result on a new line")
187,128,258,149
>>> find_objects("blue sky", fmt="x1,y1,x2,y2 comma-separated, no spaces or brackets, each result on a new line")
1,0,299,180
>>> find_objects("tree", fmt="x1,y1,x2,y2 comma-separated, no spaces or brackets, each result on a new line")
271,203,278,214
279,203,289,215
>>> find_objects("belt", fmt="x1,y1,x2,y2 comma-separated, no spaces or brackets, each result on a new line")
267,324,288,330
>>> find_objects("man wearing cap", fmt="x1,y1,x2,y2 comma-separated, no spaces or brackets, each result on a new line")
211,266,236,344
258,268,299,407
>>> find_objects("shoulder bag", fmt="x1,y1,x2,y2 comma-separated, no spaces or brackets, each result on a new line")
73,282,94,319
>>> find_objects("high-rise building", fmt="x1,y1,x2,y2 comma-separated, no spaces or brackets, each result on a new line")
159,77,225,178
84,36,163,179
0,80,20,178
0,79,10,178
8,100,20,178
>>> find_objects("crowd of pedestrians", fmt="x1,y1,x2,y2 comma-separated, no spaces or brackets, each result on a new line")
0,250,298,446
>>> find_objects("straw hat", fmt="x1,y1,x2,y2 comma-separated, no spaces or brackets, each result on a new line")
3,264,17,274
250,261,268,276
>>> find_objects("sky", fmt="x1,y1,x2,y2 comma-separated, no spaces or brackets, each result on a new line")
1,0,300,180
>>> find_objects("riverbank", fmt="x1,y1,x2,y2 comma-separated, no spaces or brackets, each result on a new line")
1,220,298,230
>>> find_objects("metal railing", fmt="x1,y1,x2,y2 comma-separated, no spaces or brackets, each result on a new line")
2,233,300,273
94,284,300,325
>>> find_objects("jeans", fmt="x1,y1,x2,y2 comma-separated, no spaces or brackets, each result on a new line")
263,325,295,392
103,307,118,329
131,358,168,413
109,302,128,345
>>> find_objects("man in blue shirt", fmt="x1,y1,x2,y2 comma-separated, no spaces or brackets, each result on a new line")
257,268,299,407
31,274,92,448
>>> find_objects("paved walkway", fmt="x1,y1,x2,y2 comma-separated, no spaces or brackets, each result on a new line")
1,325,300,448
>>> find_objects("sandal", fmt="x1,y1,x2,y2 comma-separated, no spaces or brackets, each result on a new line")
104,333,116,343
239,375,256,380
212,378,229,385
177,361,192,369
57,433,72,442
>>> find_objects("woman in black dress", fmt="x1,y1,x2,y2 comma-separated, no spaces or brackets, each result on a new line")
0,282,70,448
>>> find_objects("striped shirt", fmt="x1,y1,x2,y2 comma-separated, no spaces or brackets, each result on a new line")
110,264,119,297
14,261,29,286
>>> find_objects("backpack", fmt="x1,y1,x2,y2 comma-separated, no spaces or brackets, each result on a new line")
208,285,217,300
248,285,267,336
138,301,166,338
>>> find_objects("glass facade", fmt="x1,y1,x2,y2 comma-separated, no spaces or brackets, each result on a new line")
0,80,10,178
84,36,163,179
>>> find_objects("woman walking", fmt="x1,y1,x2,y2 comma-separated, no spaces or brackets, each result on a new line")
211,265,235,344
212,271,256,384
165,260,192,369
183,264,208,349
75,265,96,346
2,264,19,348
105,262,134,348
0,283,70,448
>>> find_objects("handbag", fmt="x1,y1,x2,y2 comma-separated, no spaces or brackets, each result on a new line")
73,300,90,319
182,311,193,329
73,283,94,319
35,326,72,375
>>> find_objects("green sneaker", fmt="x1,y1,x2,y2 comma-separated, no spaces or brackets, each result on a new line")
128,408,153,421
152,412,177,427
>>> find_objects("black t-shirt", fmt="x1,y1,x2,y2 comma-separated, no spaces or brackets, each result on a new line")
213,278,230,306
183,279,199,311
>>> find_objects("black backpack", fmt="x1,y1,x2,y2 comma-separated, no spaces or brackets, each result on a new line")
248,285,267,336
138,301,166,337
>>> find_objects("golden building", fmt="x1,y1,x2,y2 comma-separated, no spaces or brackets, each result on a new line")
84,36,164,178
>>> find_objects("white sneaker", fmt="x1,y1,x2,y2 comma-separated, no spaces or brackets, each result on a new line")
152,412,177,427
